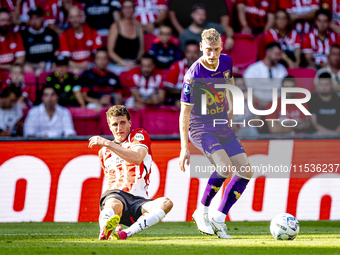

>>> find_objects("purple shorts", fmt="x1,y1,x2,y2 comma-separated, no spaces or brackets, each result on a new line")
189,131,245,160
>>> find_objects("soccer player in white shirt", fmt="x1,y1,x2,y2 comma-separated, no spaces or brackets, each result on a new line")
89,105,173,240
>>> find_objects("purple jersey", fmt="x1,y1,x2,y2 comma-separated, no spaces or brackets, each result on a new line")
181,54,234,135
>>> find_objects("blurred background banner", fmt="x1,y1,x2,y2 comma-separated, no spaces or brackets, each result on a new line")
1,139,339,223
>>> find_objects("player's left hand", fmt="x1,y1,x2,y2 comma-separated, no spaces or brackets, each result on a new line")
88,136,111,148
224,37,234,51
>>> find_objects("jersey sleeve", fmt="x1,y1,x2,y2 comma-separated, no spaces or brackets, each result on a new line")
14,32,26,57
44,4,56,25
130,128,151,152
264,30,276,45
311,0,320,9
59,32,71,56
157,0,168,10
301,33,313,54
93,30,103,51
180,68,196,105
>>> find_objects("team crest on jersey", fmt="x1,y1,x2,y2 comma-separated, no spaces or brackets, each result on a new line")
134,133,144,141
223,70,231,83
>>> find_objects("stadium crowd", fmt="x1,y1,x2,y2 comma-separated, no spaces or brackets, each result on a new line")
0,0,340,137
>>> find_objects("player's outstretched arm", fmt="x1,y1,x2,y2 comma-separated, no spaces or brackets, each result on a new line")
179,103,192,172
89,136,147,165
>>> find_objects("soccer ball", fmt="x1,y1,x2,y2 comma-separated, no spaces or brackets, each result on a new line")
270,213,300,240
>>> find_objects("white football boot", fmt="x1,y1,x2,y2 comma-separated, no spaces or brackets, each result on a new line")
192,210,214,235
209,218,233,239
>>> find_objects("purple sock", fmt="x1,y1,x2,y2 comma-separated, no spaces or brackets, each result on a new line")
218,175,249,215
201,171,226,206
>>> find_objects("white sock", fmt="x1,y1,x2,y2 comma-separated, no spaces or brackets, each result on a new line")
198,203,209,214
212,211,227,223
99,208,114,229
124,208,166,237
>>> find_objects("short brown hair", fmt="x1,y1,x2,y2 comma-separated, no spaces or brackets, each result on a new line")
106,105,131,124
201,28,221,44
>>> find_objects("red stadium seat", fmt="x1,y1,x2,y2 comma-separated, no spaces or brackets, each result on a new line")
222,34,257,73
67,107,100,136
287,68,316,93
256,33,266,60
38,71,54,89
100,107,142,135
144,34,156,53
120,70,134,99
24,72,37,102
142,106,180,135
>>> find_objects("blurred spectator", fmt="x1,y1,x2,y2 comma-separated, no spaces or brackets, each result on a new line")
79,47,123,108
265,9,301,68
277,0,319,34
180,3,233,52
149,23,181,69
24,84,76,137
232,77,260,137
236,0,276,35
44,0,85,35
163,40,199,108
80,0,121,36
59,6,102,75
0,7,25,70
266,76,310,134
107,0,143,75
12,0,38,26
302,9,338,69
129,53,165,108
6,63,32,108
243,42,287,108
133,0,168,34
45,55,85,107
169,0,231,37
0,85,23,136
321,0,340,33
308,72,340,134
315,44,340,96
20,7,60,76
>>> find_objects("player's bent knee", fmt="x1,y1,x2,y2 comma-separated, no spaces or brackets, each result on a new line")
239,163,253,179
160,197,173,214
104,197,124,214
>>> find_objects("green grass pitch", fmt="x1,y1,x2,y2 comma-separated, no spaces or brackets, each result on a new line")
0,221,339,255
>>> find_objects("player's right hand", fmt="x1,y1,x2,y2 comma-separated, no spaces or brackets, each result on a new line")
179,148,190,172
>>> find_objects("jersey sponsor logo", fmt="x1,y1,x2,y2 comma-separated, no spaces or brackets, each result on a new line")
0,53,14,64
9,43,17,49
86,40,93,47
223,70,231,83
29,44,53,54
134,133,145,141
44,35,53,42
87,6,110,15
211,186,220,192
71,50,91,60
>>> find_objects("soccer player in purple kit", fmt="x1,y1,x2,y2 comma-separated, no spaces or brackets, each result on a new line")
179,28,253,238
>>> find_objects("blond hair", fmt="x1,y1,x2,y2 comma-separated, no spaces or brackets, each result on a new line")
201,28,221,44
106,105,131,124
